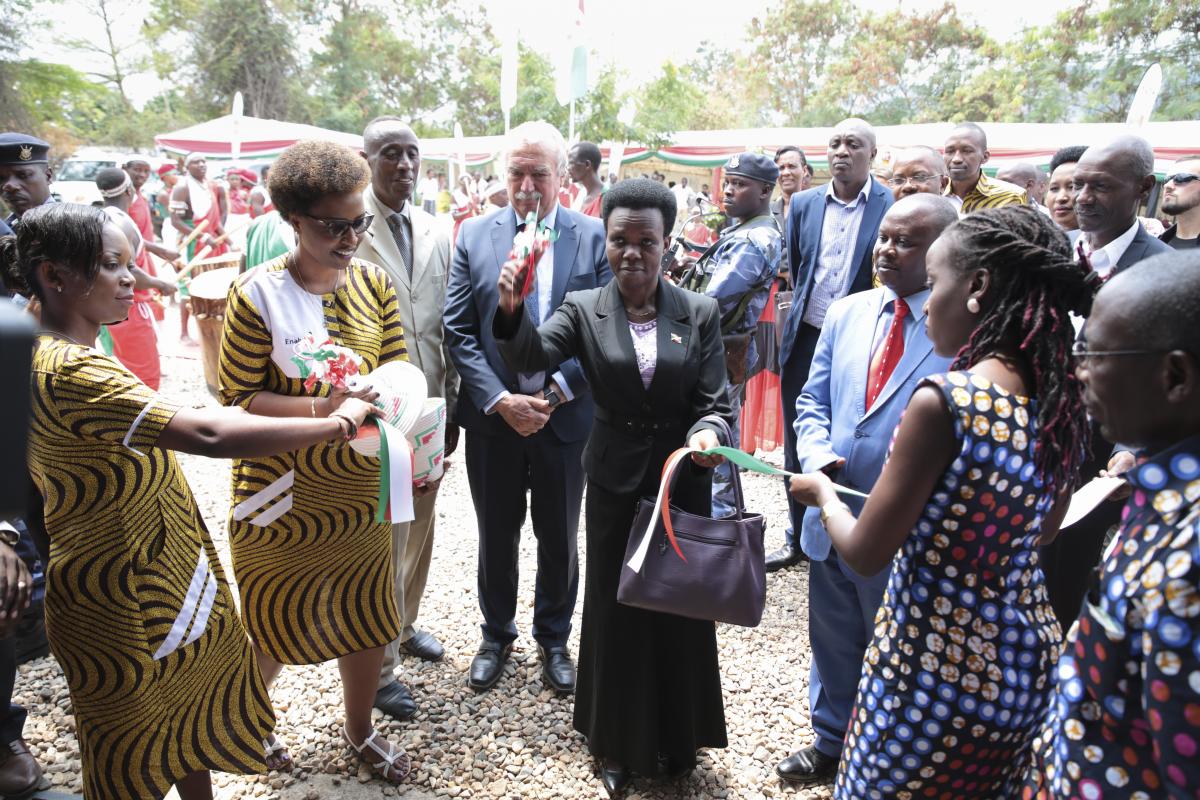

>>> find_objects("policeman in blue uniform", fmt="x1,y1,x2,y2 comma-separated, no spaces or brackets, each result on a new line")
0,134,54,237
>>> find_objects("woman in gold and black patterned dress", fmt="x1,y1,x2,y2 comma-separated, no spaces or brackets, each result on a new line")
216,140,411,783
3,203,379,800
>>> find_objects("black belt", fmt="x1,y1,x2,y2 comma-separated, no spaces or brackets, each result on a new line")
594,407,685,437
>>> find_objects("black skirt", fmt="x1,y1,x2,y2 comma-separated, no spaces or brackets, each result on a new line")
573,475,728,776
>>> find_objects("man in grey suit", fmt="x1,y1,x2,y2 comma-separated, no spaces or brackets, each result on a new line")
444,121,612,694
1037,133,1172,627
1074,134,1171,278
357,116,460,719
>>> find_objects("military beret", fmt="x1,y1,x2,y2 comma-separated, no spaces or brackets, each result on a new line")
0,133,50,165
723,151,778,185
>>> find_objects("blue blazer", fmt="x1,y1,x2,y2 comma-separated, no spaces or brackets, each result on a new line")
793,288,952,565
443,205,612,441
779,180,894,369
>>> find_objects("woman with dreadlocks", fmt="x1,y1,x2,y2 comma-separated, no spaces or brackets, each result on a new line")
788,205,1098,799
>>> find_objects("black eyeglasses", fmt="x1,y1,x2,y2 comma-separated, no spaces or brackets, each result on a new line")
1071,341,1169,361
1165,173,1200,186
301,212,374,238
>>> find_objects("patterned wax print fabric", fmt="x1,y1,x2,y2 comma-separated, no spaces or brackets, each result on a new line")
1022,435,1200,799
218,256,406,664
27,337,273,800
835,371,1063,800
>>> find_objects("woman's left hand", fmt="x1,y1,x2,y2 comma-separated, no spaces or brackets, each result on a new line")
688,428,724,468
788,471,839,508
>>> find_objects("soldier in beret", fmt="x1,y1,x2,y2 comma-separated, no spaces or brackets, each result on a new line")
0,134,54,237
678,151,783,518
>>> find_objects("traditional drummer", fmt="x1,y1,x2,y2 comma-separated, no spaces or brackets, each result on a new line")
169,152,228,260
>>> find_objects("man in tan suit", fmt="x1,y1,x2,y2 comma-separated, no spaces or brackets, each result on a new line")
358,116,460,720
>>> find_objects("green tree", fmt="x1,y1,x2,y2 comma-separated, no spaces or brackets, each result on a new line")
632,62,708,148
748,0,855,125
145,0,303,119
811,4,992,124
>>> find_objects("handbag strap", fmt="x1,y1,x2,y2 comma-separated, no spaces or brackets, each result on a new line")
695,414,749,520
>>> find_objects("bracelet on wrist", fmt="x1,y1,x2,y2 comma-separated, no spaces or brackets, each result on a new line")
819,499,852,527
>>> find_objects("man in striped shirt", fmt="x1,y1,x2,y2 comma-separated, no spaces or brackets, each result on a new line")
942,122,1028,213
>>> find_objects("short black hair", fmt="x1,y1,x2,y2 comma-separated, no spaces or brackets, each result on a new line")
602,178,677,236
774,145,807,166
571,141,602,171
1105,250,1200,356
1049,145,1088,173
268,140,370,218
951,122,988,149
95,167,128,192
0,203,107,301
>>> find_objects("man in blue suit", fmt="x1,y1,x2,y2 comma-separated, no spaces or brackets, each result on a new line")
444,121,612,695
775,194,960,785
767,118,895,571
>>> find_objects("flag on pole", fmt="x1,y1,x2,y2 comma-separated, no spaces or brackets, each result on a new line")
500,23,518,128
555,0,587,106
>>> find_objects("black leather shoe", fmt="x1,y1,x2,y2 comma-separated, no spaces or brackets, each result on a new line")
776,745,839,786
467,640,512,692
372,680,417,720
538,645,576,693
401,630,445,662
0,738,49,800
657,753,693,780
599,760,630,796
765,543,806,573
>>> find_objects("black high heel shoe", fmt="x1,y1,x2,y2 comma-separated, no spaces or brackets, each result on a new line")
600,760,631,796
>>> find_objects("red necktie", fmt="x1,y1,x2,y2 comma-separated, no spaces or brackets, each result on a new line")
866,297,908,409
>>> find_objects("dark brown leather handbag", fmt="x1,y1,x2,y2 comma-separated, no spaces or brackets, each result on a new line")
617,416,767,627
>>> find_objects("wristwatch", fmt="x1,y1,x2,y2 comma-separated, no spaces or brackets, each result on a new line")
544,388,563,409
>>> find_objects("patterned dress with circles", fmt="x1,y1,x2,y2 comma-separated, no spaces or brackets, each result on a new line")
1022,435,1200,799
835,371,1063,800
28,338,274,800
218,257,406,664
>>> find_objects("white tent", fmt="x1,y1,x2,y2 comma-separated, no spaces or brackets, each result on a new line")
155,115,363,161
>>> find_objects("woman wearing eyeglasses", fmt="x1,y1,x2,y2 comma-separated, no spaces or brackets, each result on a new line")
217,140,412,783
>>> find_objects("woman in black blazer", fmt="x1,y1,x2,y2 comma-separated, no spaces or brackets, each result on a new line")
494,179,732,796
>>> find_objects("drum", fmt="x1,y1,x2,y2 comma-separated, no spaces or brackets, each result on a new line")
188,266,239,396
184,252,242,282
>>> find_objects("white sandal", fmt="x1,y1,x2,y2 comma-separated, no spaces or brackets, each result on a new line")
343,725,412,783
263,734,293,772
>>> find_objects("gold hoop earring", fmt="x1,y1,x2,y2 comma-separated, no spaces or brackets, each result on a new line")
967,297,981,314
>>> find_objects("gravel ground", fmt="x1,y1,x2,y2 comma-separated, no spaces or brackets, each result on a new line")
16,308,834,799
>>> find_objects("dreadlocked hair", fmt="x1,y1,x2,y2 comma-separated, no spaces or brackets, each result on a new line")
946,205,1099,493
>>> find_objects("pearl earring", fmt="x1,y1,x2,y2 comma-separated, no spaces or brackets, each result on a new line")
55,286,62,293
967,297,980,314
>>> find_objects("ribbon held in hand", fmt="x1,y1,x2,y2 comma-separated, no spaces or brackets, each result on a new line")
626,445,869,575
290,334,363,393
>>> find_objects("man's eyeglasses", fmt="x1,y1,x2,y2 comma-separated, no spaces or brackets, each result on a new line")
888,174,940,187
1165,172,1200,186
302,212,374,238
1071,341,1168,361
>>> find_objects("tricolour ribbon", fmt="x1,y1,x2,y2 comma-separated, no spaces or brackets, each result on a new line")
625,445,868,574
372,419,415,524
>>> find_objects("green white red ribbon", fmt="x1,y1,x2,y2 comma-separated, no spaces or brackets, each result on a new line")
625,446,867,574
372,419,415,524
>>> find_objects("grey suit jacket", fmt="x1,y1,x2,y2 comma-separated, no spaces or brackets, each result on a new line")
357,185,458,415
1114,222,1172,273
